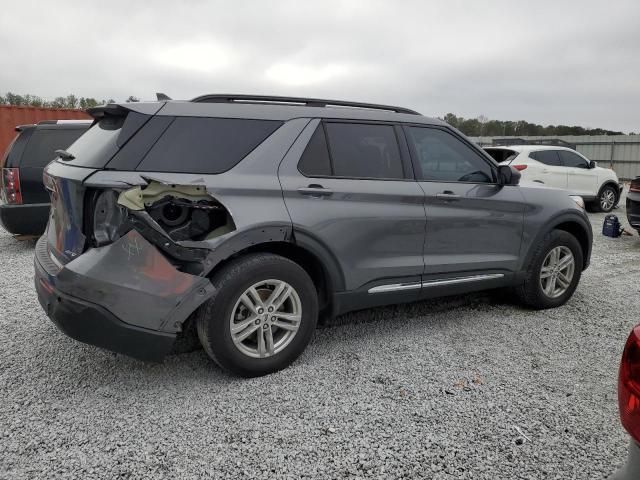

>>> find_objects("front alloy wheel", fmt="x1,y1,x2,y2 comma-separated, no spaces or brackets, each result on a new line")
539,246,575,298
515,229,583,309
599,186,617,212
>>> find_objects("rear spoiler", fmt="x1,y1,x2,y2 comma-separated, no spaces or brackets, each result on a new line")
86,102,165,119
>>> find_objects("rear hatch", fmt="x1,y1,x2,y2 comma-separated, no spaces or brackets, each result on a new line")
44,104,160,265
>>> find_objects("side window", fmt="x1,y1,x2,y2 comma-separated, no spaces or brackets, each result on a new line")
21,129,87,167
530,150,562,166
298,124,332,176
406,127,494,183
559,150,589,168
137,117,282,174
324,123,404,179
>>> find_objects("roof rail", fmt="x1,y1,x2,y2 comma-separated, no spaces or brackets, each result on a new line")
491,138,577,150
190,94,421,115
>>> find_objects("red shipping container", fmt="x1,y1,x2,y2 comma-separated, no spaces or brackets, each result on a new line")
0,105,91,158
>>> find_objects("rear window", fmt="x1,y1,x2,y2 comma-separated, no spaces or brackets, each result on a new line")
484,148,517,163
66,116,124,168
135,117,283,174
21,128,87,168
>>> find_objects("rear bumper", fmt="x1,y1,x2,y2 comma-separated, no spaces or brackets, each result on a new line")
35,268,177,361
627,193,640,232
0,203,49,235
34,231,215,361
611,441,640,480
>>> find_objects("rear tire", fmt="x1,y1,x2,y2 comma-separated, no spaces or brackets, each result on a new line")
515,230,583,309
196,253,318,377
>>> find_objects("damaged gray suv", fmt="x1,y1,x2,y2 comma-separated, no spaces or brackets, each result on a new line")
34,94,593,377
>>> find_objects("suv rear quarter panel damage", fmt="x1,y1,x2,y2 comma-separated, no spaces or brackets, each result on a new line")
55,230,215,333
54,118,313,340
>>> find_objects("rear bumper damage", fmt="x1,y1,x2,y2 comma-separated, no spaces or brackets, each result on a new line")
34,230,215,361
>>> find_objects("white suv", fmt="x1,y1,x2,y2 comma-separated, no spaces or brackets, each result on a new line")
484,145,623,212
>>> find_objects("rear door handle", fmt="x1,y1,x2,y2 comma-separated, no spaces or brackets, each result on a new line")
297,184,333,197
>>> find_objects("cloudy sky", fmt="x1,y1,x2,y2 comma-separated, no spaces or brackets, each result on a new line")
1,0,639,132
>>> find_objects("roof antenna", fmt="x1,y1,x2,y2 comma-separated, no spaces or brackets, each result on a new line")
156,92,172,101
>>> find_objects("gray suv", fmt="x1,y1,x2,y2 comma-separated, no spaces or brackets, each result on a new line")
34,95,592,377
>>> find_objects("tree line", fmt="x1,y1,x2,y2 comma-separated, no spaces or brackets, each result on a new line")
0,92,140,110
442,113,629,137
0,93,632,135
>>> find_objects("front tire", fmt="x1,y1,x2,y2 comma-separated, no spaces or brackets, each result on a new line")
196,253,318,377
516,230,583,309
596,185,618,212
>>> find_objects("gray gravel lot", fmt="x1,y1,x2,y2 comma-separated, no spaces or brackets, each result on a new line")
1,201,639,479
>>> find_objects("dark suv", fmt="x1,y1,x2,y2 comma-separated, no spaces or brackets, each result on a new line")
34,95,592,377
0,120,91,235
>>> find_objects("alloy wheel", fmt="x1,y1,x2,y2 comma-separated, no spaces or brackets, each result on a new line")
539,246,575,298
229,279,302,358
600,189,616,211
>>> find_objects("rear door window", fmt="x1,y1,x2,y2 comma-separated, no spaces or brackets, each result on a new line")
21,128,87,167
530,150,563,166
406,127,494,183
558,150,589,168
323,123,404,179
136,117,283,174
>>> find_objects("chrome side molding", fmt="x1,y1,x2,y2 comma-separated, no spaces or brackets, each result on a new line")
367,282,422,294
368,273,504,294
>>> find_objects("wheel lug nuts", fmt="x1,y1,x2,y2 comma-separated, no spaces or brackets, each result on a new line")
254,319,260,325
268,307,274,312
271,316,276,321
257,308,264,314
263,324,268,330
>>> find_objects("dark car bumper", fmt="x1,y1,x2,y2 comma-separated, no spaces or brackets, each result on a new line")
627,191,640,233
612,441,640,480
34,231,215,362
35,271,177,361
0,202,49,235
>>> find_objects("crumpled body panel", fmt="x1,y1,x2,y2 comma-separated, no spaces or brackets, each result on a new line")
54,230,215,333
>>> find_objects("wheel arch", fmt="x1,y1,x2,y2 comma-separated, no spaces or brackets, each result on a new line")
521,213,593,274
203,229,345,321
598,180,621,205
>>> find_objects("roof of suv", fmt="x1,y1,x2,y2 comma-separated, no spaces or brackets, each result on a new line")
92,95,446,126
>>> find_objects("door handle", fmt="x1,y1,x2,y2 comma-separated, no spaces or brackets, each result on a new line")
297,184,333,197
435,191,460,200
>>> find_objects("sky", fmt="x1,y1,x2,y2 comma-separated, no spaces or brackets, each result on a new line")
1,0,639,132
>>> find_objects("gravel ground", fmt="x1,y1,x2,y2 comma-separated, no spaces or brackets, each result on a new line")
1,199,639,479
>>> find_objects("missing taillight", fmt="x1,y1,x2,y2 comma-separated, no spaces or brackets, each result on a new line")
619,324,640,443
1,168,23,205
92,189,128,247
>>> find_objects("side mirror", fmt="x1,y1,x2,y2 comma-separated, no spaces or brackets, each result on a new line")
498,165,521,186
589,160,597,169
